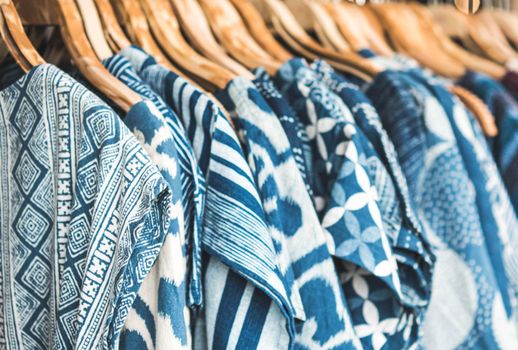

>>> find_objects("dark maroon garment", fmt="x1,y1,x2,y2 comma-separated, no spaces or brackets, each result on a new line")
501,70,518,101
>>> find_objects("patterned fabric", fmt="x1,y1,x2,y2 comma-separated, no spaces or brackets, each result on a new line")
411,71,518,323
459,71,518,213
100,55,201,349
0,64,170,350
121,47,299,349
274,58,421,349
117,101,190,350
367,70,518,350
217,77,363,349
310,60,435,302
103,54,206,310
252,68,315,198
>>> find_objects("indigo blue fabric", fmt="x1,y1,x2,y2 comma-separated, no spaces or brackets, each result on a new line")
310,60,435,303
0,64,171,350
252,68,315,198
101,55,204,349
410,71,518,322
217,76,364,349
367,70,518,349
116,100,191,350
274,58,422,349
459,71,518,213
103,54,206,310
122,47,300,349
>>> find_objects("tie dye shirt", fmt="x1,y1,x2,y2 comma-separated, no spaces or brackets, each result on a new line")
121,47,300,349
217,76,363,349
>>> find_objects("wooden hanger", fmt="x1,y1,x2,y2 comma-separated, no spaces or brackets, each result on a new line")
110,0,178,69
264,0,381,79
303,0,351,52
91,0,130,52
327,3,394,56
270,13,372,82
139,0,237,90
490,9,518,50
374,4,498,136
324,2,370,53
0,0,45,71
450,85,498,137
469,10,518,65
75,0,112,60
170,0,254,79
428,4,487,57
411,4,505,79
230,0,292,62
429,5,518,65
197,0,281,75
15,0,141,112
371,3,466,78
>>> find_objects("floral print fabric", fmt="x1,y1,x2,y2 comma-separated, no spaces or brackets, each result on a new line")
274,58,423,349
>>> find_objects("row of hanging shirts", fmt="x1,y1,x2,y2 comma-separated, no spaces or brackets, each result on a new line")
0,0,518,350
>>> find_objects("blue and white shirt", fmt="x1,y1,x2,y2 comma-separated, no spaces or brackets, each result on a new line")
367,70,518,349
217,76,363,349
459,71,518,213
0,64,171,350
121,47,299,349
410,71,518,325
101,55,202,349
274,58,429,350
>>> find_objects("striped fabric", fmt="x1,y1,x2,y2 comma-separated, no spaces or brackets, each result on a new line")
102,54,206,309
121,47,300,349
216,76,364,349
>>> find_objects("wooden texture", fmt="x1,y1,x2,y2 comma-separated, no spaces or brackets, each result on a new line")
198,0,280,74
271,13,372,82
328,3,394,56
0,0,45,71
112,0,170,66
488,10,518,54
93,0,131,51
372,3,466,78
170,0,254,79
56,0,142,112
305,0,351,52
230,0,292,61
413,4,505,79
451,85,498,137
469,11,518,65
265,0,381,77
140,0,236,89
76,0,112,59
